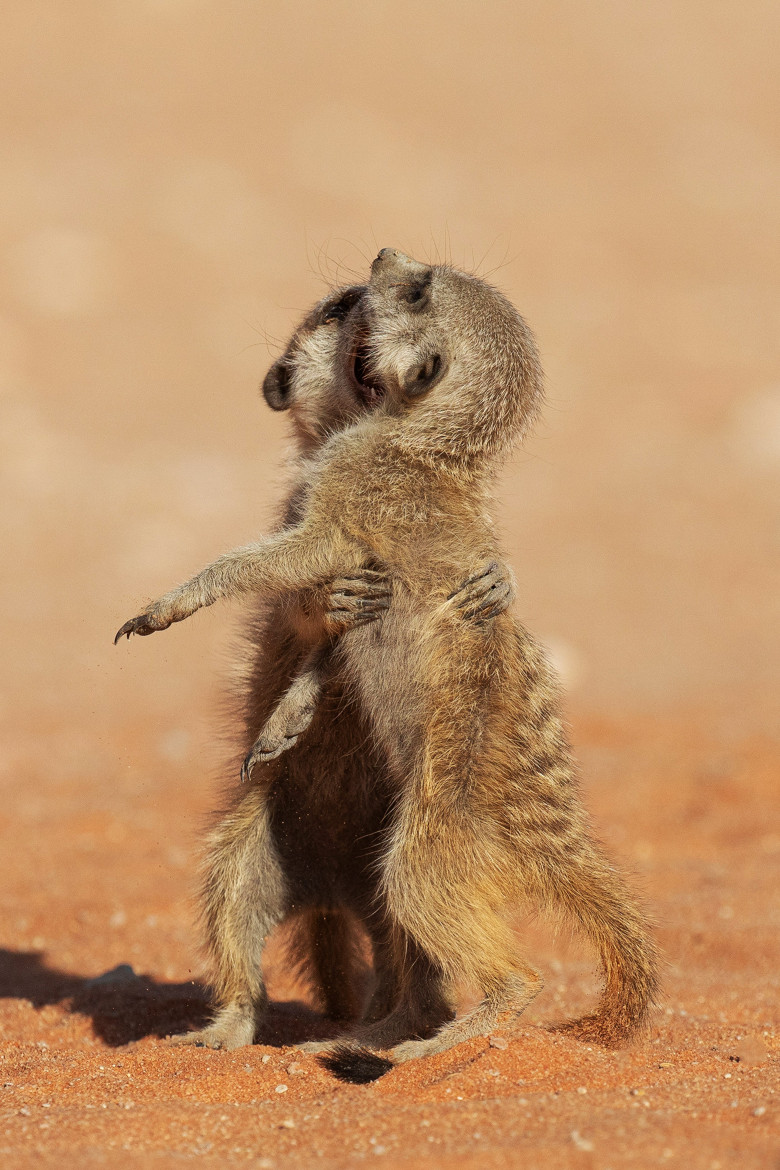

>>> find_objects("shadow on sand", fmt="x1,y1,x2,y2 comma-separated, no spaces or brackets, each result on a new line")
0,948,338,1048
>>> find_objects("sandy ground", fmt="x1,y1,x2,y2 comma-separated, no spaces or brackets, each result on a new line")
1,3,779,1167
0,712,778,1167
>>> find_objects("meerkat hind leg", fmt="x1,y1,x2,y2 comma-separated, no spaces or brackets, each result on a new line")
319,964,541,1082
169,787,288,1049
301,944,454,1056
390,965,542,1065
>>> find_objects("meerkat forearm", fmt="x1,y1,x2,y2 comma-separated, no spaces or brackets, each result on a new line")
115,524,356,642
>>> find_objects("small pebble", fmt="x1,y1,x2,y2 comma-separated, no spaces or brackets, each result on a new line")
489,1034,508,1050
279,1119,295,1129
275,1084,288,1094
261,1054,271,1064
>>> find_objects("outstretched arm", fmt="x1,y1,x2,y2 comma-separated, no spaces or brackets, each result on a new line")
115,523,356,643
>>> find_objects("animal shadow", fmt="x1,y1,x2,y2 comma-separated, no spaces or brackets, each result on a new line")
0,949,337,1048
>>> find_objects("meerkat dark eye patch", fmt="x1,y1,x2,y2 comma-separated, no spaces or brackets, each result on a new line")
402,271,433,310
322,286,365,324
402,353,445,398
262,360,292,411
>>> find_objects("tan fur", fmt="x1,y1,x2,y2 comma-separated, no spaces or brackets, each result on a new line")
118,249,659,1066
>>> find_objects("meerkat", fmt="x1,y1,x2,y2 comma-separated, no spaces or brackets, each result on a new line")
233,285,513,1028
115,273,514,1039
116,250,659,1079
243,286,512,772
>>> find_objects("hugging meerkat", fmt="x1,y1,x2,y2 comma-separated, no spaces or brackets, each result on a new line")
117,269,513,1041
117,249,658,1078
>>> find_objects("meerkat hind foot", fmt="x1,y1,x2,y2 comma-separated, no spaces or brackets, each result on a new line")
549,1012,626,1048
390,968,542,1066
168,1005,257,1051
295,1038,340,1055
297,1003,443,1059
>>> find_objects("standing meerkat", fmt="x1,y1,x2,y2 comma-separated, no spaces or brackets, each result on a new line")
242,283,514,775
117,250,659,1078
116,274,514,1040
233,283,513,1031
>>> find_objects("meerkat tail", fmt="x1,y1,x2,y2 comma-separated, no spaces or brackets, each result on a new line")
319,1043,394,1084
551,851,660,1046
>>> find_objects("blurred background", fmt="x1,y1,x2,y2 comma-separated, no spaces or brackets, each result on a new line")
0,3,778,985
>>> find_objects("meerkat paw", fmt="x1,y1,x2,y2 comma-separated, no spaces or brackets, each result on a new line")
240,705,315,780
114,598,194,643
114,583,213,644
168,1018,255,1051
389,1037,432,1063
449,559,515,622
321,568,391,635
295,1038,337,1055
114,608,175,643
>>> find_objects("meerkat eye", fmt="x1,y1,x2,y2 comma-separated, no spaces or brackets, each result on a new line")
403,353,444,398
403,273,432,310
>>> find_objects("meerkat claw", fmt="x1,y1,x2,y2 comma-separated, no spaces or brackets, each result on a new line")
448,561,499,600
240,734,302,780
461,582,512,621
113,613,170,643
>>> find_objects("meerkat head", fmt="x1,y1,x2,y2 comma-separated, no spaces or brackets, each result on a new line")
262,284,383,454
263,251,543,470
353,248,544,472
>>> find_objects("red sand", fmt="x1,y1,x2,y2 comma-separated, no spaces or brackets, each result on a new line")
1,714,777,1168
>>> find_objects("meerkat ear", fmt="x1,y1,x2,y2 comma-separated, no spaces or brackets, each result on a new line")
262,361,292,411
401,352,446,399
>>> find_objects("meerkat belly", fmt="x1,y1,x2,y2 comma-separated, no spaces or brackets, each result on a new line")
335,589,504,786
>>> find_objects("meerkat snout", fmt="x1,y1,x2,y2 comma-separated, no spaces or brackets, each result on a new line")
370,249,433,301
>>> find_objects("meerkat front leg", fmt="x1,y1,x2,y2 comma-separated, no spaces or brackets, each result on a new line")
114,524,355,643
240,568,392,778
241,645,329,779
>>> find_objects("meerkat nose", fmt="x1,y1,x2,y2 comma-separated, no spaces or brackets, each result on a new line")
371,249,431,289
